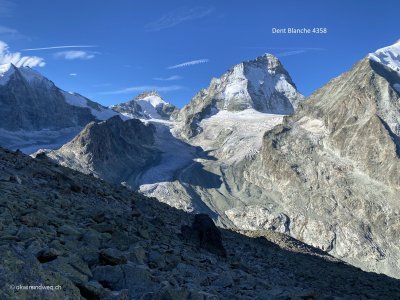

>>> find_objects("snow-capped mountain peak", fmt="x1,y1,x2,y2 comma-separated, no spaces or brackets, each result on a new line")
111,91,178,120
136,91,168,107
369,40,400,76
176,53,304,138
217,53,302,114
0,62,54,87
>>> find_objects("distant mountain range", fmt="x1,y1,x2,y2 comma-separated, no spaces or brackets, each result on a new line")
1,41,400,279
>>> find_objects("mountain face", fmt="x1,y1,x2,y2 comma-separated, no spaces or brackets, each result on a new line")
41,115,158,185
111,91,179,120
238,43,400,277
0,63,119,153
176,54,304,139
2,147,400,299
17,44,400,280
133,44,400,278
0,63,117,131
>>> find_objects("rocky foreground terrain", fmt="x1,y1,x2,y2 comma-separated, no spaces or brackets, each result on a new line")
1,147,400,299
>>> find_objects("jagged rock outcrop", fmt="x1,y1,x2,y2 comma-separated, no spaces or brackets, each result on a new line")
1,146,400,299
41,116,158,184
181,214,227,257
111,91,179,120
175,54,304,138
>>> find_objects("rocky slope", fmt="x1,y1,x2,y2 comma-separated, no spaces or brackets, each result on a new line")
41,116,159,185
1,146,400,299
111,91,179,120
0,63,118,153
175,54,304,139
240,45,400,278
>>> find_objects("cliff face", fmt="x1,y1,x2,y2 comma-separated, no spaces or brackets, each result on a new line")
242,57,400,277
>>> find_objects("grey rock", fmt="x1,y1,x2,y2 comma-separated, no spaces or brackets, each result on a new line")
129,245,147,264
182,214,227,257
99,248,128,265
212,271,234,288
150,286,189,300
92,264,155,295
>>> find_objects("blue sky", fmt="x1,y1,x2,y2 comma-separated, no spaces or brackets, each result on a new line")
1,0,399,107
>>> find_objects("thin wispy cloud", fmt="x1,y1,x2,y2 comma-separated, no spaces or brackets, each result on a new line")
0,0,15,17
54,50,99,60
100,85,183,95
93,83,112,88
69,73,77,76
22,45,98,51
0,26,27,41
242,46,325,58
168,59,209,69
145,6,214,31
242,46,325,50
276,50,307,57
275,48,324,57
154,75,183,81
0,40,45,67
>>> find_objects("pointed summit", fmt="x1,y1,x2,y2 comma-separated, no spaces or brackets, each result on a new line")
0,63,17,85
111,91,178,120
176,53,303,138
0,63,119,151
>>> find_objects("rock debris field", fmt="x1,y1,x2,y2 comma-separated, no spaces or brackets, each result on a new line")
1,147,399,299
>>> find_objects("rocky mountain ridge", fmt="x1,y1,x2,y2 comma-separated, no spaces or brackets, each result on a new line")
0,63,119,153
